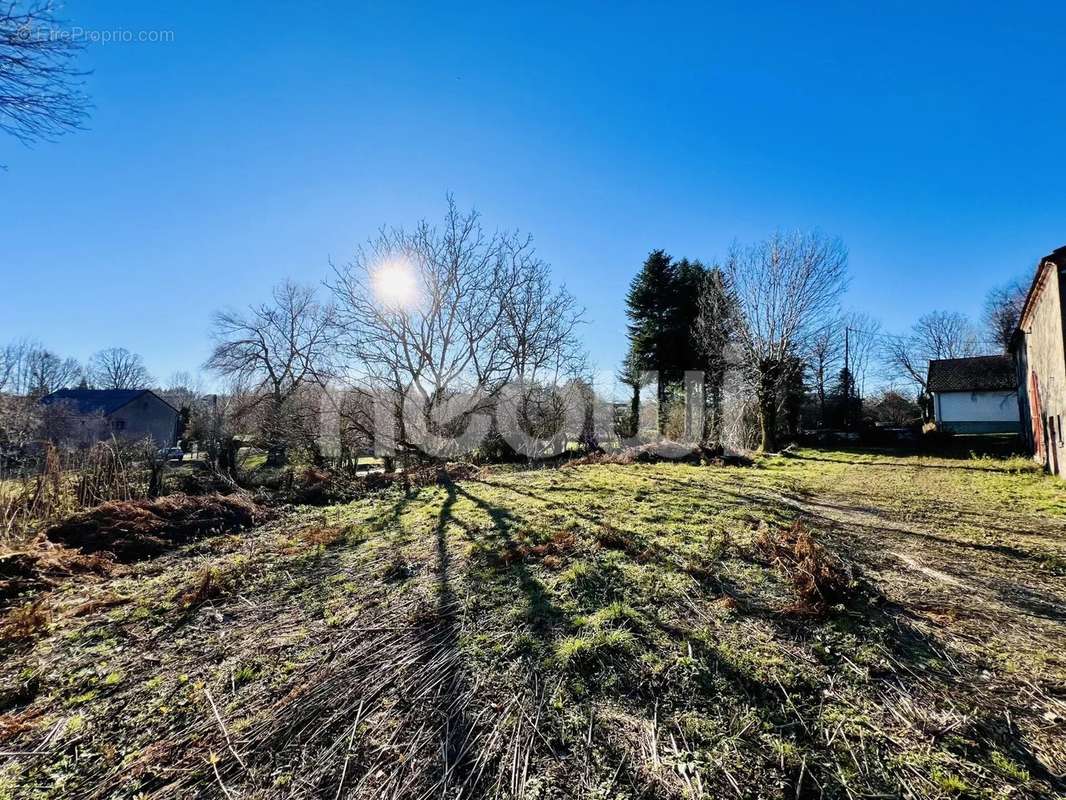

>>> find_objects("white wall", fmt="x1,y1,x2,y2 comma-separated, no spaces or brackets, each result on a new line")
935,391,1019,423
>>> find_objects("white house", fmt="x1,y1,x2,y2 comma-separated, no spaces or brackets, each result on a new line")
927,355,1020,434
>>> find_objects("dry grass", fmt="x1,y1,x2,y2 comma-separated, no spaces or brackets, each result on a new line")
0,450,1063,798
754,520,858,615
497,529,578,568
0,598,50,642
0,544,114,605
298,525,348,547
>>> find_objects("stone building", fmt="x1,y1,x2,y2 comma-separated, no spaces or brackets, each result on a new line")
39,388,179,448
1013,245,1066,477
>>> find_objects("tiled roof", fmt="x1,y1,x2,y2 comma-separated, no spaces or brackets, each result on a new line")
40,388,149,416
926,355,1016,393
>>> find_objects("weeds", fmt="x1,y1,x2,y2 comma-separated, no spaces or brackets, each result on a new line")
0,599,50,642
755,521,857,615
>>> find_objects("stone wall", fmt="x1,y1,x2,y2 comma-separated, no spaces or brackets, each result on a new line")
1016,256,1066,477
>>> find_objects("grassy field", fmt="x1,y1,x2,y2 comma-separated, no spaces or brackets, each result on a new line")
2,448,1065,799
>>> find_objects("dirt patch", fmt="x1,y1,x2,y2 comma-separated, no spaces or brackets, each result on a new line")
44,493,270,562
891,551,965,587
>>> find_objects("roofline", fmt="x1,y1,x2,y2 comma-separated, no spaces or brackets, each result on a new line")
41,388,180,416
928,386,1018,394
110,389,181,416
925,354,1016,393
1017,245,1066,332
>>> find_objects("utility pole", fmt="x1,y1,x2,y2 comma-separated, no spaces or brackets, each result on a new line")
843,327,850,432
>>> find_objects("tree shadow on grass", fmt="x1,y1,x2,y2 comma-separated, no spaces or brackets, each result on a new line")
449,481,567,635
446,474,1064,796
793,498,1066,626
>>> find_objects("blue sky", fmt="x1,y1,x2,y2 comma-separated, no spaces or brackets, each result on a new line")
2,1,1065,387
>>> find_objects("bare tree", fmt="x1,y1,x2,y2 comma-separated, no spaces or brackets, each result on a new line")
866,387,922,427
159,370,203,410
0,339,21,392
884,311,981,393
0,340,80,450
841,311,882,399
726,231,849,452
495,258,587,456
983,279,1028,354
328,199,583,463
805,319,840,428
206,281,336,466
0,1,90,146
88,347,153,389
31,350,80,394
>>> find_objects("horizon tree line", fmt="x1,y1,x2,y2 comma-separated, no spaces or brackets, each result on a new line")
0,204,1038,465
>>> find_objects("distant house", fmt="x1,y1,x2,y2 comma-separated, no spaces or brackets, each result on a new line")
39,389,179,447
1012,245,1066,477
926,355,1020,435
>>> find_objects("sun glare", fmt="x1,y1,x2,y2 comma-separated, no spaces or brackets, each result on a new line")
372,259,418,308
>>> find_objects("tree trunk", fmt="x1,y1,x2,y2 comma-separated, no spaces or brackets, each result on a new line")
816,364,826,428
758,398,777,453
262,392,289,468
629,383,640,440
657,378,668,437
757,358,781,453
706,377,723,446
265,446,287,468
216,435,241,478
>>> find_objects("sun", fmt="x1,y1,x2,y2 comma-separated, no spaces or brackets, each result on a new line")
372,259,419,309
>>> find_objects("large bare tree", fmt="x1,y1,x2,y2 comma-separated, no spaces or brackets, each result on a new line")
0,339,81,449
983,279,1028,354
884,310,980,393
726,231,849,452
87,347,153,389
0,340,82,396
328,199,584,463
805,318,840,427
206,281,336,465
0,1,90,146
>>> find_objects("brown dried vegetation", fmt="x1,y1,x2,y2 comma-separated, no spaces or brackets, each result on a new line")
755,521,857,615
44,493,269,562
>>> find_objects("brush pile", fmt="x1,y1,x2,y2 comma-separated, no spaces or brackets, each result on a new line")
0,546,114,605
44,493,269,562
565,442,753,468
755,521,857,615
287,462,482,505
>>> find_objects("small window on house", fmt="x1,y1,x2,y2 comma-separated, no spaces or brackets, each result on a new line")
114,420,126,431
